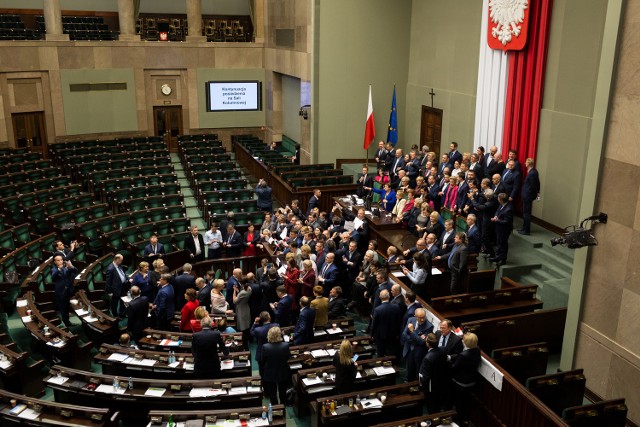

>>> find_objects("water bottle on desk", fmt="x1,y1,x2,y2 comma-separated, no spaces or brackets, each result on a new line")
128,376,133,390
268,403,273,423
113,376,120,391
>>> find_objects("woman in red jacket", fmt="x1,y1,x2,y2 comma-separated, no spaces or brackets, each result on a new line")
282,257,300,310
179,288,199,332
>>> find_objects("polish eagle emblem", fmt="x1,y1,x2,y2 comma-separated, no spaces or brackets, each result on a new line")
488,0,529,51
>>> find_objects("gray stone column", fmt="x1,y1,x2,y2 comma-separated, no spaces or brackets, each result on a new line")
186,0,206,42
43,0,69,41
118,0,141,41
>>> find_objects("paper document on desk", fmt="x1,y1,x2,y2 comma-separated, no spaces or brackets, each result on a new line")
21,316,33,323
360,397,383,409
160,339,181,346
431,268,443,275
46,375,69,385
84,315,100,323
16,299,28,307
144,387,166,397
313,330,327,336
302,376,324,386
96,384,126,395
69,299,79,305
228,386,246,395
327,328,343,334
392,271,406,278
128,358,156,366
220,359,234,370
107,352,129,362
373,366,395,376
17,408,41,420
75,308,89,316
189,387,226,397
327,349,337,356
183,362,194,371
310,349,329,358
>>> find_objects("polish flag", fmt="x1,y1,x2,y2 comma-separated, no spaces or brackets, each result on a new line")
363,85,375,149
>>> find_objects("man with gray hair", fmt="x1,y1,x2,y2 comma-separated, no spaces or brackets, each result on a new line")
192,315,229,378
174,263,196,310
402,307,434,381
371,288,401,357
127,285,149,343
184,225,205,262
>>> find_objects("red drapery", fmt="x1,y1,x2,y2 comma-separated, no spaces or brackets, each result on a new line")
501,0,553,167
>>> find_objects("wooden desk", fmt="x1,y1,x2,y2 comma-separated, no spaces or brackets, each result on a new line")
137,328,244,352
288,336,376,371
281,319,356,345
71,290,118,343
95,343,252,379
148,405,287,426
0,343,45,397
16,293,92,370
309,381,425,427
292,356,398,417
370,410,459,427
491,342,549,385
0,389,118,426
461,307,567,354
46,366,262,423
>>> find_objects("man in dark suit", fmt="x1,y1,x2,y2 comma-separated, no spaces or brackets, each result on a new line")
402,308,434,382
491,173,506,197
419,333,448,414
356,165,374,198
105,253,131,318
372,268,392,310
174,263,196,311
402,291,422,328
501,160,522,202
191,316,229,378
270,285,293,326
153,273,175,331
374,141,387,170
293,296,316,345
519,157,541,235
306,189,321,216
434,220,456,261
51,254,78,327
448,142,463,166
53,240,77,261
471,188,499,256
438,153,452,178
390,284,407,324
371,289,402,357
184,225,205,262
195,276,212,312
226,268,242,310
490,192,513,266
465,214,482,254
426,233,440,259
406,150,422,187
435,318,463,356
250,311,279,376
389,148,406,179
487,152,506,177
448,232,469,294
143,235,165,261
327,286,347,319
127,285,149,343
223,224,243,257
317,252,339,295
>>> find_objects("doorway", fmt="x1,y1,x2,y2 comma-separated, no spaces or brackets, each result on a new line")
420,106,443,162
154,106,183,152
12,112,47,158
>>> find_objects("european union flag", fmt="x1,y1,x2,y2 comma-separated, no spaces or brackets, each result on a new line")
387,85,398,146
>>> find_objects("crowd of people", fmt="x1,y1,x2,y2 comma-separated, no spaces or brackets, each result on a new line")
49,140,541,425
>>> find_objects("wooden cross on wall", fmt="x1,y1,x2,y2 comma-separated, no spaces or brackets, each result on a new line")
429,88,436,107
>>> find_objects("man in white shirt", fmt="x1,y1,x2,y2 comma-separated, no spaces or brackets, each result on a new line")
204,222,223,259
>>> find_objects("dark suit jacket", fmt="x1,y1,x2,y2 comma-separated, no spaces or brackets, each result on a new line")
437,230,456,258
184,233,205,261
356,173,374,198
390,157,406,177
226,276,240,309
371,302,402,341
501,169,521,199
434,330,463,355
448,150,463,166
262,342,291,383
274,294,293,326
154,284,175,321
495,202,514,232
487,161,506,178
449,244,469,276
466,225,482,254
127,296,149,335
197,282,213,312
293,307,316,345
328,297,346,319
402,302,423,329
307,195,320,216
174,272,196,310
191,326,229,377
451,347,481,386
250,322,279,364
51,265,77,297
391,295,407,325
402,316,434,358
521,168,540,202
225,230,243,257
318,262,339,289
105,263,128,296
143,242,165,258
419,346,448,392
